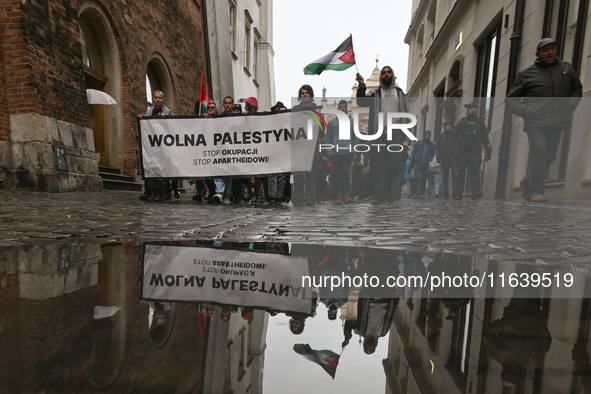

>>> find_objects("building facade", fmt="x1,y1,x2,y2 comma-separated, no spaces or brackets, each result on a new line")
405,0,591,199
0,0,209,192
205,0,275,112
383,252,591,394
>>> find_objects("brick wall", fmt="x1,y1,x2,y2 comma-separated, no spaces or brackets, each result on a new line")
0,273,19,393
1,0,208,178
0,3,14,141
94,0,208,175
19,286,98,393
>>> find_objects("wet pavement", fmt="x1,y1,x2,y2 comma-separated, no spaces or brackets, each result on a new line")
1,190,591,264
2,240,591,393
2,191,591,393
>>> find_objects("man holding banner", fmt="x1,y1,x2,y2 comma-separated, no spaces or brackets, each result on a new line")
292,85,323,206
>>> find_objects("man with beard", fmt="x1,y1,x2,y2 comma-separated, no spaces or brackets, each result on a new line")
356,66,409,204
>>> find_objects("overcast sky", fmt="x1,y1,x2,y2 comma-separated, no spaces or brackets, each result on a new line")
262,5,413,390
263,304,391,392
273,0,413,107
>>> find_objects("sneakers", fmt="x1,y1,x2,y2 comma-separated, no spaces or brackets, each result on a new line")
174,191,180,199
192,193,202,203
435,192,439,198
530,193,548,202
213,193,223,203
471,191,483,200
520,180,531,201
223,197,230,205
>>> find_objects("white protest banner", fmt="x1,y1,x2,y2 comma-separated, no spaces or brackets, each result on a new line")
139,112,319,178
142,245,313,315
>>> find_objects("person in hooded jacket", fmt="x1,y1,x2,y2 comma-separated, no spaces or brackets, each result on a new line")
411,130,436,198
356,66,409,204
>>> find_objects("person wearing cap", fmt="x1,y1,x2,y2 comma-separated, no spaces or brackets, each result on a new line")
451,102,492,200
506,38,582,202
244,96,258,114
205,100,218,117
411,130,436,198
437,120,458,199
242,97,268,203
271,101,287,112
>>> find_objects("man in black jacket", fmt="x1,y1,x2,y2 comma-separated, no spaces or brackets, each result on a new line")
451,102,492,200
506,38,582,202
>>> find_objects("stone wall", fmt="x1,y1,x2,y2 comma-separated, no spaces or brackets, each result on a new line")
0,243,101,392
0,242,207,392
1,113,101,191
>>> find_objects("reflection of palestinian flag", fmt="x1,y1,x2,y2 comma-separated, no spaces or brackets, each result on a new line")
293,344,340,379
303,36,356,75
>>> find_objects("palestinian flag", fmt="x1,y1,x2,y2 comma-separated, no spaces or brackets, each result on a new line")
293,343,340,379
198,72,210,116
303,36,356,75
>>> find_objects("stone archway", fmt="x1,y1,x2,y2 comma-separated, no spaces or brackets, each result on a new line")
146,53,176,113
78,1,123,171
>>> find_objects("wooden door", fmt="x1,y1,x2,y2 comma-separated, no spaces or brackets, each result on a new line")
84,65,109,166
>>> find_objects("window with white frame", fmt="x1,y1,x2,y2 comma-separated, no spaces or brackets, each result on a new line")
229,1,237,54
253,29,260,80
244,11,253,70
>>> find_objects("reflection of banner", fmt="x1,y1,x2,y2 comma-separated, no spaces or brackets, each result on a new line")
139,112,317,178
142,245,313,315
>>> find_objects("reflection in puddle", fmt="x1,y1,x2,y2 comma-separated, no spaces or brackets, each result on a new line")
1,241,591,392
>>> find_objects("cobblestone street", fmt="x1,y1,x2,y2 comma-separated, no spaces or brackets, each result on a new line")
1,190,590,265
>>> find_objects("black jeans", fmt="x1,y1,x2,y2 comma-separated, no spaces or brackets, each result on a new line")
455,149,481,195
440,159,458,198
522,127,562,195
412,162,429,197
331,154,354,198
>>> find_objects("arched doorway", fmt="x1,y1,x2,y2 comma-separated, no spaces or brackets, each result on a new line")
78,1,123,170
145,54,175,113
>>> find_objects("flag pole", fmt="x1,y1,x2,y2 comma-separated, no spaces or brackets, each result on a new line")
351,34,359,74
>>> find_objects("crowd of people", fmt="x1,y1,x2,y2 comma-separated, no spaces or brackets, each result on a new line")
137,37,582,205
136,83,483,205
